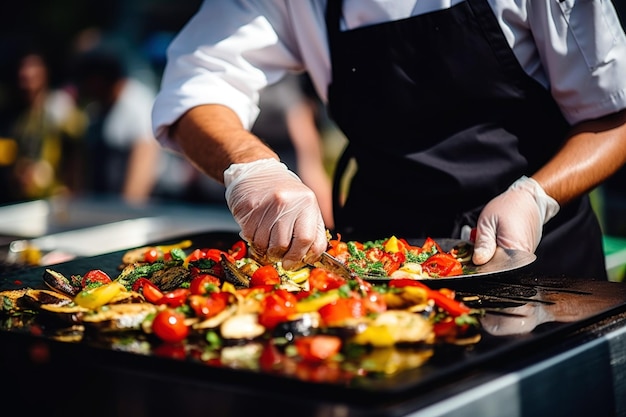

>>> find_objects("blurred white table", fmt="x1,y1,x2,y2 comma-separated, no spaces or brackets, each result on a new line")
0,195,238,262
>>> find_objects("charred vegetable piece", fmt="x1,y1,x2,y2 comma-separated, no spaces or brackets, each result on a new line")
82,303,158,332
148,265,191,292
20,289,74,310
221,255,251,288
43,269,80,296
116,263,166,290
0,289,29,313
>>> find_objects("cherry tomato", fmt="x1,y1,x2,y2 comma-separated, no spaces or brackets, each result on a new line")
422,253,463,277
308,268,346,292
258,289,298,329
189,274,221,295
132,278,164,303
318,296,364,326
251,265,281,287
156,288,191,308
81,269,112,288
144,247,161,263
188,292,229,319
294,335,342,362
229,240,248,260
151,309,189,343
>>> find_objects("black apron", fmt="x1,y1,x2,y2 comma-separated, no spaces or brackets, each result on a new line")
325,0,607,279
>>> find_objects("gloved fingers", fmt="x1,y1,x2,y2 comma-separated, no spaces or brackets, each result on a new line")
224,159,327,269
281,217,327,270
472,181,546,265
472,215,498,265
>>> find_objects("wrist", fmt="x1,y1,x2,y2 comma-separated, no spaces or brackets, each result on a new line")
224,158,296,188
510,175,560,224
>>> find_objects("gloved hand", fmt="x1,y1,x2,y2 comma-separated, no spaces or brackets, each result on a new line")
472,176,560,265
224,158,328,270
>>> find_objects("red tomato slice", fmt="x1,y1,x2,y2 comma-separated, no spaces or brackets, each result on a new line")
318,296,364,326
156,288,190,308
421,237,443,254
185,248,206,263
308,268,347,291
81,269,112,288
422,253,463,277
229,240,248,260
151,309,189,343
189,274,221,295
132,278,164,303
251,265,281,287
380,251,406,275
258,289,298,329
294,335,342,362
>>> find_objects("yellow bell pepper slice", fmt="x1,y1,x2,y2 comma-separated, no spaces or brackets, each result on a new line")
352,325,396,347
74,282,126,309
296,289,341,313
384,236,401,253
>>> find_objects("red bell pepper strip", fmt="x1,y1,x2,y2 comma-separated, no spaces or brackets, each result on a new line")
388,279,470,316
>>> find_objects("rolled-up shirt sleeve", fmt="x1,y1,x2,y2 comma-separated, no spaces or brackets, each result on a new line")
152,0,302,150
529,0,626,125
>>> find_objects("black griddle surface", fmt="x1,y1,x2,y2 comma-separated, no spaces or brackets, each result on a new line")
2,230,626,411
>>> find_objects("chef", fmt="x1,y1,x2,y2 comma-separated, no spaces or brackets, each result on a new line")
152,0,626,279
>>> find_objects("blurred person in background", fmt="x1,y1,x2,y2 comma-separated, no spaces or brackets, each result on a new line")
0,47,86,203
71,46,162,204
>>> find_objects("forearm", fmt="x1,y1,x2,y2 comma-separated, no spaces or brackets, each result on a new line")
171,104,280,183
533,109,626,205
122,139,159,204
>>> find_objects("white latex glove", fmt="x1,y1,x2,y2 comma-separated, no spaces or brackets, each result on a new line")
224,158,328,270
473,176,560,265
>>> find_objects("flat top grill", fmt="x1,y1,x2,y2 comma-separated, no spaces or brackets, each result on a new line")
1,230,626,408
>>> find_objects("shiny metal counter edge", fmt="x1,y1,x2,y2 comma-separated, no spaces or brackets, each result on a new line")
407,311,626,417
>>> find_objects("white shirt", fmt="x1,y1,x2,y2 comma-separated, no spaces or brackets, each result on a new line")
104,78,155,149
152,0,626,149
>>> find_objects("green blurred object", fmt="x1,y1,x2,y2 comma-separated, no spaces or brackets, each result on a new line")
604,235,626,282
